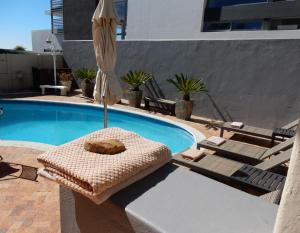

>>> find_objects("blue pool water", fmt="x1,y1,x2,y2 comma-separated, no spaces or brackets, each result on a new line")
0,100,195,153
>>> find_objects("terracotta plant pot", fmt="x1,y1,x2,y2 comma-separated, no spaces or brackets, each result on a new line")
60,80,72,92
81,81,94,98
175,100,194,120
127,90,142,108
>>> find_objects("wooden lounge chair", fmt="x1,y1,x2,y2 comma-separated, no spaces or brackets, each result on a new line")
173,148,291,193
144,78,176,115
220,119,299,140
197,136,295,164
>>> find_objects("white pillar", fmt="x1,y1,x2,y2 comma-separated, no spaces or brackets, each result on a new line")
53,54,57,86
273,122,300,233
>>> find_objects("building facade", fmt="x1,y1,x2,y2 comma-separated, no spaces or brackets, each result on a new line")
126,0,300,39
204,0,300,32
58,0,300,40
31,30,63,53
61,0,127,41
57,0,300,128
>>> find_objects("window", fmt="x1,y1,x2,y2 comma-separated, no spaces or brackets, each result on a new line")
202,0,300,32
95,0,128,40
204,22,231,31
114,0,128,40
207,0,266,8
231,21,262,30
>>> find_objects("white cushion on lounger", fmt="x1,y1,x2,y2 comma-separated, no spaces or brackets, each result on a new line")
182,149,205,161
231,122,244,129
206,136,226,146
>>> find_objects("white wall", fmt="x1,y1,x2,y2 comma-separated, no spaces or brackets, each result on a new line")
63,38,300,128
126,0,207,40
125,0,300,40
32,30,63,53
0,52,63,91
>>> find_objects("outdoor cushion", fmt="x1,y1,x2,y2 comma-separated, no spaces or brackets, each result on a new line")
231,122,244,128
182,148,206,161
206,136,226,146
37,127,171,204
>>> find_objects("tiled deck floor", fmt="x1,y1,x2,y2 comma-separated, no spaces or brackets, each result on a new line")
0,92,232,232
0,147,60,233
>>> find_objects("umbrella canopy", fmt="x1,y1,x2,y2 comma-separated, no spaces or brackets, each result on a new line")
92,0,122,105
273,124,300,233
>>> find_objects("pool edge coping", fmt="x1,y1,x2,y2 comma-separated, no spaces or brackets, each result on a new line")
0,140,56,152
0,98,205,153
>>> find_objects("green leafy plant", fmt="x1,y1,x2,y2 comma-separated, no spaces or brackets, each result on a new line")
14,45,26,51
121,70,152,91
75,68,96,83
167,74,207,101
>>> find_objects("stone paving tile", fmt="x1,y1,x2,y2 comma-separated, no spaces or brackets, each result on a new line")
0,147,60,233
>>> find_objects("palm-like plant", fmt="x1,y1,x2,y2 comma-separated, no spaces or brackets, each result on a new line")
76,68,96,83
167,74,207,101
121,70,152,91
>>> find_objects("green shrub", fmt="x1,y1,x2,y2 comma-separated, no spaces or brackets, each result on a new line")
121,70,152,91
167,74,207,101
14,45,26,51
75,68,96,83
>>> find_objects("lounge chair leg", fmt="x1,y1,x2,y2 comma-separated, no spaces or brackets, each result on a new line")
220,128,224,137
145,99,150,111
171,105,176,116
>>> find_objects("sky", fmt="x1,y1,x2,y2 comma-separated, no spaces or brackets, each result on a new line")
0,0,50,51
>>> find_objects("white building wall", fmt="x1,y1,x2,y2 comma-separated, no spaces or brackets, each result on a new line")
125,0,300,40
126,0,207,40
0,53,63,91
31,30,63,53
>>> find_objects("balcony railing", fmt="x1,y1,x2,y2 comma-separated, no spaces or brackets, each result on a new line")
50,0,64,35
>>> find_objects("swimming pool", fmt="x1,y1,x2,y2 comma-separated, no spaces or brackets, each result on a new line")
0,100,203,154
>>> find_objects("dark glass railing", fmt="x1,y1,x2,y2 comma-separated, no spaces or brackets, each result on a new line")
50,0,64,35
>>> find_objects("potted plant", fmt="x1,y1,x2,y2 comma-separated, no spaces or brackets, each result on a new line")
76,68,96,98
121,70,152,107
167,74,207,120
58,72,73,92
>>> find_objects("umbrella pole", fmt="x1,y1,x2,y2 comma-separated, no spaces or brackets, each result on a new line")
104,98,108,128
103,82,108,128
53,53,57,86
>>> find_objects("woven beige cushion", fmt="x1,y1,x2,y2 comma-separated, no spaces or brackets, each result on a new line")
260,189,283,205
37,128,171,204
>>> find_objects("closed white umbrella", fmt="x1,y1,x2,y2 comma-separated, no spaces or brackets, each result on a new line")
92,0,122,128
273,124,300,233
